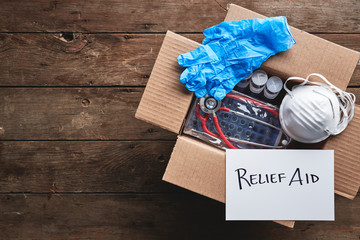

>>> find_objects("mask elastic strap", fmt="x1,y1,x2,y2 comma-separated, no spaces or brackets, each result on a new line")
283,76,308,98
288,73,356,135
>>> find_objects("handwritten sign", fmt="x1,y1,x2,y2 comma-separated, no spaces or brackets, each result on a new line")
226,150,334,221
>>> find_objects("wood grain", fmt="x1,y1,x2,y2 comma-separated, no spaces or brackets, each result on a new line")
0,88,358,141
0,193,359,239
0,88,176,140
0,0,359,33
346,87,360,98
0,1,359,238
0,141,176,193
0,33,359,87
0,33,167,87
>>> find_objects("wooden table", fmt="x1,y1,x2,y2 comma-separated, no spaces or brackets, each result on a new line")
0,1,359,239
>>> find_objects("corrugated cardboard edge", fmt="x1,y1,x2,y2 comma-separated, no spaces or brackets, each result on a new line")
163,135,295,228
225,4,360,91
324,105,360,199
163,136,226,202
135,31,200,134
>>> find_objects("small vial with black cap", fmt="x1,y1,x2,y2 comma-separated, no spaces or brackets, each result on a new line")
234,74,252,94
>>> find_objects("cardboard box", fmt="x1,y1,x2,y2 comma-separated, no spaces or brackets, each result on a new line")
136,4,360,228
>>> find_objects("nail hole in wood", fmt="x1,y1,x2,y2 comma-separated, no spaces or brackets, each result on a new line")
60,32,74,42
81,99,90,107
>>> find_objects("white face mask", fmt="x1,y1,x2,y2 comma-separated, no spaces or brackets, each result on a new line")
279,73,356,143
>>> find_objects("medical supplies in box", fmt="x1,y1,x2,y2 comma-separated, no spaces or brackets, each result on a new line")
183,90,290,150
135,4,360,228
182,68,356,151
177,15,355,147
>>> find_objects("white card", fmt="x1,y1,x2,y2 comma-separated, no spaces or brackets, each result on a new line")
226,150,334,221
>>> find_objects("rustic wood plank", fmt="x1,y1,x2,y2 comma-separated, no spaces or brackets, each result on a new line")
0,33,359,87
0,33,167,86
0,0,359,33
0,87,358,140
0,193,359,239
347,87,360,98
0,88,176,140
0,141,177,193
0,1,358,239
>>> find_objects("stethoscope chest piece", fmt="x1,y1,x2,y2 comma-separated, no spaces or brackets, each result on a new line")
199,96,221,114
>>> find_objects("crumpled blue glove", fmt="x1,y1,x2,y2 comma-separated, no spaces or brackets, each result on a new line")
177,16,296,100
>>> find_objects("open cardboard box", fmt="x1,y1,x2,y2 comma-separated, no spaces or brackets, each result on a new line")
135,4,360,228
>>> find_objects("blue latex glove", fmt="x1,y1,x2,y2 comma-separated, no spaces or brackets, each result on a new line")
177,17,296,100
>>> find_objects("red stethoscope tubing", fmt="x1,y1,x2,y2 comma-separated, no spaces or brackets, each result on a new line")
213,115,237,149
195,93,279,149
196,105,237,149
195,104,228,137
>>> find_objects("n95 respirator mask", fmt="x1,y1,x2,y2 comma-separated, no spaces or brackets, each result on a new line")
280,73,355,143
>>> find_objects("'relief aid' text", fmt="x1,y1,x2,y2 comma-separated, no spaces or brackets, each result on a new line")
235,167,319,190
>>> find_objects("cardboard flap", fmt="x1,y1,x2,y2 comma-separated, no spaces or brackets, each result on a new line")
226,4,360,91
324,104,360,199
163,135,295,228
163,135,226,202
135,31,200,133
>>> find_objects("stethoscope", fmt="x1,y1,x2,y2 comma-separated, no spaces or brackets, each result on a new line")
196,94,290,149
